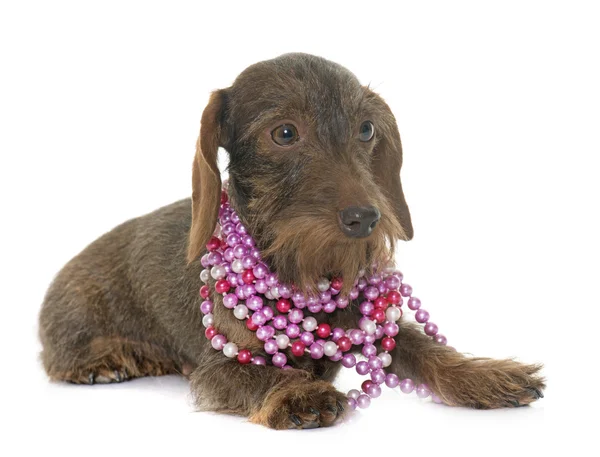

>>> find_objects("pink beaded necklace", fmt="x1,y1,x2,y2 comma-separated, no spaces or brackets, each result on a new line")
198,187,447,410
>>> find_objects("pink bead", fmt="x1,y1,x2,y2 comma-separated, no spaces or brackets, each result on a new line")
251,312,266,326
272,352,287,367
332,328,345,341
408,297,421,310
241,284,256,297
288,309,303,324
364,286,379,300
359,301,374,316
261,307,274,321
342,353,356,368
366,383,382,398
335,296,349,308
400,284,413,297
226,233,240,247
432,393,443,404
356,361,370,375
347,398,357,410
254,279,268,293
323,300,337,313
221,222,235,236
416,384,432,398
309,343,324,359
385,373,400,388
265,273,278,287
368,356,383,370
357,394,371,409
276,285,290,300
285,324,300,338
385,275,400,290
308,302,323,313
300,332,315,346
435,334,448,345
223,248,235,263
256,325,275,341
362,344,377,357
200,300,213,314
370,369,386,385
251,356,266,366
349,288,359,300
211,334,227,351
424,322,439,336
222,294,238,309
264,340,278,354
348,329,365,345
383,322,399,337
415,309,430,323
273,315,288,330
400,378,415,394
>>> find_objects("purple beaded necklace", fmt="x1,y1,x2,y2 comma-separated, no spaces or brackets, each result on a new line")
198,186,448,410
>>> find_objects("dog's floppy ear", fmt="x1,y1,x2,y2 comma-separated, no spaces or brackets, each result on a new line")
187,90,227,262
370,91,414,240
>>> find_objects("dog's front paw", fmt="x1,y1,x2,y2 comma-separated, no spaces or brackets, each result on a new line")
250,379,347,429
436,358,545,409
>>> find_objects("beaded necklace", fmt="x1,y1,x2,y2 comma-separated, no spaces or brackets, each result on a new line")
198,187,448,409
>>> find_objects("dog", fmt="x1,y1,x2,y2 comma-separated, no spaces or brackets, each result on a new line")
39,53,544,429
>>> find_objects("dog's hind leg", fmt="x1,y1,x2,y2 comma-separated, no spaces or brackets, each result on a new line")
42,336,185,384
389,320,545,408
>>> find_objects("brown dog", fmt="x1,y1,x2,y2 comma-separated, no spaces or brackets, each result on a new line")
38,53,544,429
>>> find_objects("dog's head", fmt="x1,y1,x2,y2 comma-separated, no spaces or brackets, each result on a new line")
188,53,412,292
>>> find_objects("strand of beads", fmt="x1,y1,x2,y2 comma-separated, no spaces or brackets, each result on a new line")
198,187,449,409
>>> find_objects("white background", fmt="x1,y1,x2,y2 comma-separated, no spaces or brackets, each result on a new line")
1,1,598,455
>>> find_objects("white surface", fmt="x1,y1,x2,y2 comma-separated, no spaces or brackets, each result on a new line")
1,1,598,455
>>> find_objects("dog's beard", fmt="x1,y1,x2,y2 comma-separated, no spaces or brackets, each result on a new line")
259,202,405,295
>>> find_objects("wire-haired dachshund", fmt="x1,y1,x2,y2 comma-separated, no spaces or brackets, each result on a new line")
39,53,544,429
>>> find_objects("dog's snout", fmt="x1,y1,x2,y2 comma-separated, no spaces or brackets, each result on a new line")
338,206,381,238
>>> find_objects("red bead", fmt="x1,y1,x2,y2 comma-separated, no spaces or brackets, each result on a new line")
204,326,217,340
215,279,231,294
237,349,252,364
206,236,220,251
387,290,401,305
381,337,396,351
374,296,388,309
199,285,210,299
220,239,228,250
331,277,343,290
221,191,228,204
242,269,255,284
246,318,259,331
361,380,374,392
276,298,292,313
291,341,306,357
316,323,331,338
337,336,352,352
372,308,386,324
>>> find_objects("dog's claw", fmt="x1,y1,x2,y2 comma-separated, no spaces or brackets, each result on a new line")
308,407,320,417
88,373,95,385
510,400,520,407
530,387,544,399
114,370,122,382
290,414,302,426
336,400,345,412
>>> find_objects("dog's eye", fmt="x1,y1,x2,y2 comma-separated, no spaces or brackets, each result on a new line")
359,121,375,142
271,124,299,146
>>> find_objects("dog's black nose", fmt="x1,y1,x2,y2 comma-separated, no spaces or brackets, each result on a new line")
338,206,381,238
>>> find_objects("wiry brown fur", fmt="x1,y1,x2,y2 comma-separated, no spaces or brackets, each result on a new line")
39,53,544,430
